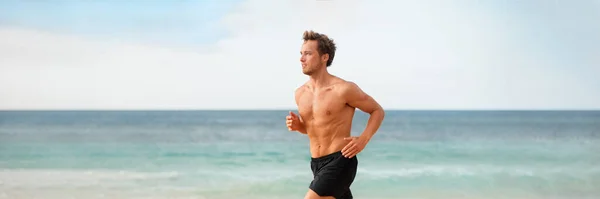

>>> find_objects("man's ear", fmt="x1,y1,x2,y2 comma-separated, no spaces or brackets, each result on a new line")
321,53,329,63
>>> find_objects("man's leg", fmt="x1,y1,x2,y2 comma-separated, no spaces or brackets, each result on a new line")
304,189,335,199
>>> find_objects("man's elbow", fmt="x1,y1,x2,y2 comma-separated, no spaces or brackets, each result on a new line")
379,107,386,119
370,106,385,119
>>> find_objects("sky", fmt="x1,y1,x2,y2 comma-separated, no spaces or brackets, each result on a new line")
1,0,599,110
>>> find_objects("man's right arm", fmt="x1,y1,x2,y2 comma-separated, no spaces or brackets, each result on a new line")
296,118,307,134
294,86,308,134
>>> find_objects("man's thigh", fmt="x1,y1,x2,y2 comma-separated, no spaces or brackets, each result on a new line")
304,189,336,199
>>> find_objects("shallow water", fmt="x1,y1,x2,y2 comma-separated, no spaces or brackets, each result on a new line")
1,110,599,198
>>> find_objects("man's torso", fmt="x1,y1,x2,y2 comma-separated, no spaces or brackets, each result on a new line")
296,77,356,158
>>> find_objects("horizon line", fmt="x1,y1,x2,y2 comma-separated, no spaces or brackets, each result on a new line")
1,108,599,112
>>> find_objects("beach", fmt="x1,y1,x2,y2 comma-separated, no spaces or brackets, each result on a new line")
1,110,599,199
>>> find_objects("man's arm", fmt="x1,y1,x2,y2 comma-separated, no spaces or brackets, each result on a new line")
343,81,385,140
296,116,307,134
294,86,308,134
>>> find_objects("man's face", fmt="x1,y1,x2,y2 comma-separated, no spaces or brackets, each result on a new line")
300,40,326,75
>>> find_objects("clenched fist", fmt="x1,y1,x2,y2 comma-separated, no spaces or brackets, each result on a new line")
286,111,305,133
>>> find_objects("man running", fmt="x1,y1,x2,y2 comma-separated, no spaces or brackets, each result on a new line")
286,30,386,199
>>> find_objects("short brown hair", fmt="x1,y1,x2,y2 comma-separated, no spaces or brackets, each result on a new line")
303,30,337,67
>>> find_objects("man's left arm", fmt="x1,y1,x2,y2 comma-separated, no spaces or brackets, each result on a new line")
341,82,385,158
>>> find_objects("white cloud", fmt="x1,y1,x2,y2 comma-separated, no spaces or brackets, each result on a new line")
1,0,598,110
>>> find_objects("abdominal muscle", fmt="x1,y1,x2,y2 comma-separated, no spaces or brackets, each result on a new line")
306,114,354,158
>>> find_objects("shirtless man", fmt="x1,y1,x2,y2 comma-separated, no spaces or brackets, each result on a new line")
286,30,385,199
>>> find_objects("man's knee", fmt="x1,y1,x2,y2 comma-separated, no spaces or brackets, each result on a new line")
305,189,336,199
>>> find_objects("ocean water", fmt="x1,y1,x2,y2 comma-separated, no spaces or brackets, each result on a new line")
0,110,599,199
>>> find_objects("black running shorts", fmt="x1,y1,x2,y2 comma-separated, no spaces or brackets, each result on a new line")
309,151,358,199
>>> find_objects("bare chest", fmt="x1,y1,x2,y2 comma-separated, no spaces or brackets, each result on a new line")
297,88,346,123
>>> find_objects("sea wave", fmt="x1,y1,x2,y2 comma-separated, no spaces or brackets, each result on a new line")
357,165,600,178
0,169,179,188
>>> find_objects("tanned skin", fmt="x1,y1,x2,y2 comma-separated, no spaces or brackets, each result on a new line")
286,38,385,199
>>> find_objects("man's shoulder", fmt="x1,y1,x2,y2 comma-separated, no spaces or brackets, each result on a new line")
335,79,360,94
295,82,309,96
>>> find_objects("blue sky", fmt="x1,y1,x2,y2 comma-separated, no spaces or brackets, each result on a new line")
486,0,598,66
468,0,599,86
0,0,598,110
0,0,241,47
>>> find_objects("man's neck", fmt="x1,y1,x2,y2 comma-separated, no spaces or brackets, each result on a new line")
308,69,332,89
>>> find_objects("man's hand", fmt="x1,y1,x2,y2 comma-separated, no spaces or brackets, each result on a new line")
341,136,369,158
286,111,305,133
